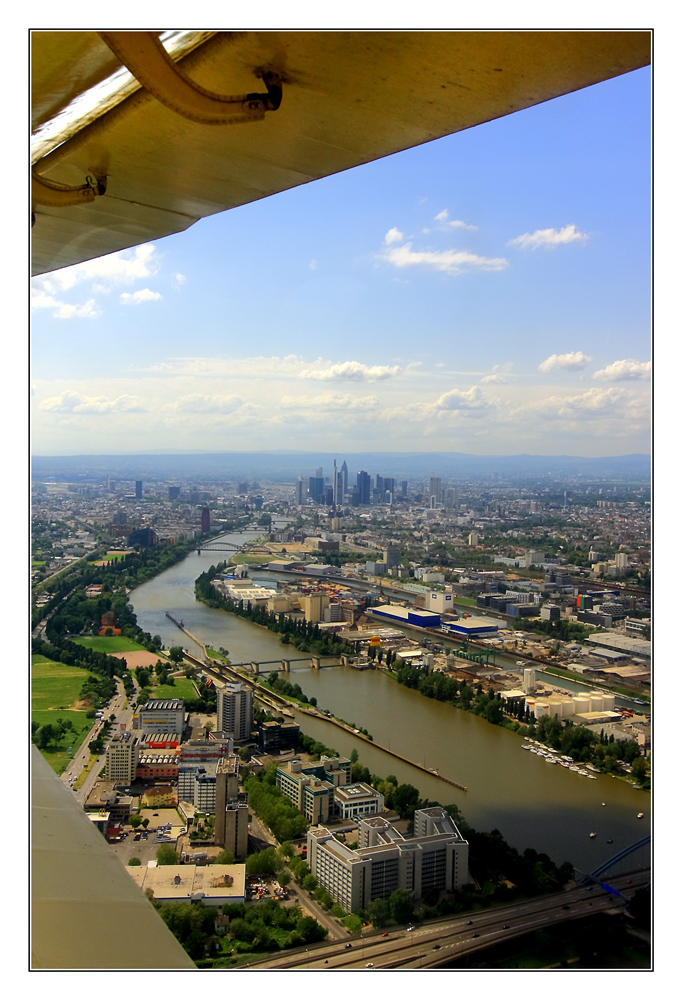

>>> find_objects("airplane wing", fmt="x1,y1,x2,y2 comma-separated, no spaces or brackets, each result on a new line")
31,30,650,276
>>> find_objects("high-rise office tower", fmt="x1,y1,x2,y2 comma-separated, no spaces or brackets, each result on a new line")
357,471,370,505
201,506,211,534
135,480,143,499
217,682,253,743
429,477,442,504
295,476,306,506
308,475,324,503
340,461,348,499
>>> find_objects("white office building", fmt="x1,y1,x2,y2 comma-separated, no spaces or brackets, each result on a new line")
307,807,469,913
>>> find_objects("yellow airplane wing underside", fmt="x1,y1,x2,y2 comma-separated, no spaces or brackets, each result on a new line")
31,30,650,276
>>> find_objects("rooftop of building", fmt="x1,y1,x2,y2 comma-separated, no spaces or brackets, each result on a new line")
127,864,246,902
334,782,380,802
139,699,185,711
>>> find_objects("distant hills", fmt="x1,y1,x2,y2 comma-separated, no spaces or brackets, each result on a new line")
32,451,651,482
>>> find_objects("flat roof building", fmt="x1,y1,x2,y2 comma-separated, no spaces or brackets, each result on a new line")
307,807,469,913
127,864,246,907
133,700,185,735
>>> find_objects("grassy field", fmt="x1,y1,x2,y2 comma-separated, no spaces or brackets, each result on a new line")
72,636,150,654
152,677,198,701
32,655,96,774
96,551,132,564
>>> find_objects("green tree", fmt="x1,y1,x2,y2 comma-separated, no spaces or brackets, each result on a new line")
156,845,180,865
128,857,141,866
368,897,390,928
388,888,414,925
214,849,235,865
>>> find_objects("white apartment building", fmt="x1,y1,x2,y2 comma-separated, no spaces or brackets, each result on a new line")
105,735,140,784
216,682,253,743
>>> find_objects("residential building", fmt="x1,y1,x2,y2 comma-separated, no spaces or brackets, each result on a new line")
105,735,140,784
216,682,253,743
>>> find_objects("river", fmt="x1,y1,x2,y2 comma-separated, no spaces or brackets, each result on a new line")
128,529,650,874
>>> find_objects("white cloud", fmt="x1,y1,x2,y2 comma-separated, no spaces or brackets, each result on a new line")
38,390,144,414
519,386,626,421
539,351,592,373
592,359,651,381
120,288,162,305
280,393,380,412
33,244,160,294
384,227,404,246
508,224,589,251
309,259,318,270
174,273,186,288
434,209,477,231
381,242,508,275
480,373,507,384
31,291,100,319
430,385,490,413
299,361,400,382
171,394,243,414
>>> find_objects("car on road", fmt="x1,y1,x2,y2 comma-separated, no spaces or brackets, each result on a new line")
381,932,389,937
502,924,509,929
472,933,479,938
466,920,473,925
562,905,570,910
365,963,374,968
345,943,352,949
433,944,441,950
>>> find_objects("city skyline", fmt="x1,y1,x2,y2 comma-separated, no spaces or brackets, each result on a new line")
31,65,650,459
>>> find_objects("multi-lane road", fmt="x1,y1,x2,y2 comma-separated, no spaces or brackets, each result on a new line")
247,872,649,970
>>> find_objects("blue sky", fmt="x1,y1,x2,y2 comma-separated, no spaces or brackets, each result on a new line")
31,65,651,457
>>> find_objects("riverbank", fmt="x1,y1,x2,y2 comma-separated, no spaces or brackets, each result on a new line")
126,529,650,871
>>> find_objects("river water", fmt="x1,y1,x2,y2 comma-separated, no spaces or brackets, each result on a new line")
128,529,650,873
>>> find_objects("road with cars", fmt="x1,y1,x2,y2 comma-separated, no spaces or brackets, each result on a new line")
60,678,132,805
246,871,649,970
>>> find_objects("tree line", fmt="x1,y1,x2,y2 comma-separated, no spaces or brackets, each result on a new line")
194,564,358,657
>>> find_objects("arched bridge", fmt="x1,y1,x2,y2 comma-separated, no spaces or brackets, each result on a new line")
589,835,651,881
576,834,650,891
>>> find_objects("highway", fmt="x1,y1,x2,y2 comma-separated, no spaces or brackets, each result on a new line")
245,871,648,970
